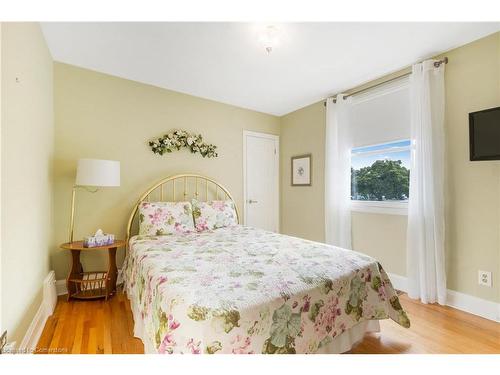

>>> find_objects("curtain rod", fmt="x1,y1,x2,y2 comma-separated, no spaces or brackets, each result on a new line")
326,57,448,105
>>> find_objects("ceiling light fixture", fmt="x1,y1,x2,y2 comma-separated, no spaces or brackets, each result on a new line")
258,25,281,54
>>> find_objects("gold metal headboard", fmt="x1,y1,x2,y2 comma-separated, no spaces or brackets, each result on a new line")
125,174,239,245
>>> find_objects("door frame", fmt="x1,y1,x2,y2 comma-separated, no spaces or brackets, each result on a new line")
242,130,280,231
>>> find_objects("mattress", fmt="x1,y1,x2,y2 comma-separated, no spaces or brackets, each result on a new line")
123,225,410,354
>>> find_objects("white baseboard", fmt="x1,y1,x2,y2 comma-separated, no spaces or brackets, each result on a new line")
18,303,48,353
386,272,408,292
19,271,58,353
387,272,500,323
446,289,500,322
55,279,67,296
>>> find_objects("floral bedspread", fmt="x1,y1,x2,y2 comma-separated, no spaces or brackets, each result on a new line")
123,225,410,354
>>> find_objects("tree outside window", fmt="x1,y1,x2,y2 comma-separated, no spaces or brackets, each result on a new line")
351,140,411,202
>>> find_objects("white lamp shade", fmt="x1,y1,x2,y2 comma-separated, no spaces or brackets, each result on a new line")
75,159,120,187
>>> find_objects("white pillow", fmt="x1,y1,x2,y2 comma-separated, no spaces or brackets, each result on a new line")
138,201,195,236
191,199,238,231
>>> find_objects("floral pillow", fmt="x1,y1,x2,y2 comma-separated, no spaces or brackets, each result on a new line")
138,201,195,236
191,199,238,232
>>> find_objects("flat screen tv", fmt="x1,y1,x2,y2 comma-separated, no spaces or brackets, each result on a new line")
469,106,500,161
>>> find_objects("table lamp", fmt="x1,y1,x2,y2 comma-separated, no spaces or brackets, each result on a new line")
69,158,120,243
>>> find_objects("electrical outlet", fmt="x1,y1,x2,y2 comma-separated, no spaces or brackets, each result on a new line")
478,270,492,287
0,331,7,353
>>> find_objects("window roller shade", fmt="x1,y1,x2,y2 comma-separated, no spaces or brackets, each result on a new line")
349,78,410,148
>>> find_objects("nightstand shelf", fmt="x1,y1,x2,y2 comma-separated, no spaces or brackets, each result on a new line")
71,288,108,300
60,240,126,301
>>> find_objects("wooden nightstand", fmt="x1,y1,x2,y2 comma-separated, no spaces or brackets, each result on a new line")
60,240,126,301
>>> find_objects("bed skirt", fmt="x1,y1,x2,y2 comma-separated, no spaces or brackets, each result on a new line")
315,320,380,354
126,291,380,354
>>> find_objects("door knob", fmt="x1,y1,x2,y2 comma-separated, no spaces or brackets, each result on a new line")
247,199,258,204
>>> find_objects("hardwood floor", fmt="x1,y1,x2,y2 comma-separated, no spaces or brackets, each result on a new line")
36,291,500,354
36,292,143,354
349,295,500,354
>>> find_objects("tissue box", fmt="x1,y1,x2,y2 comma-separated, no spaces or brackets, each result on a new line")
83,233,115,248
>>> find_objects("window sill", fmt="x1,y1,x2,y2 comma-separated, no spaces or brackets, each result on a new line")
351,200,408,216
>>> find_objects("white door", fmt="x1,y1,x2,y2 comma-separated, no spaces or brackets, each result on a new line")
243,131,279,232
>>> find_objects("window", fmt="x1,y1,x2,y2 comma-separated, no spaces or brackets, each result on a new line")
351,140,411,214
348,77,411,215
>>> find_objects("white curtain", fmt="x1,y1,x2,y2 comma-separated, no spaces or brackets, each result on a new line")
407,60,446,305
325,95,352,249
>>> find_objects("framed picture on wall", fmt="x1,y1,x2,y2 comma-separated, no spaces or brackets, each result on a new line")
291,154,312,186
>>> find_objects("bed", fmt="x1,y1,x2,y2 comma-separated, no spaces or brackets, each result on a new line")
122,174,410,354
